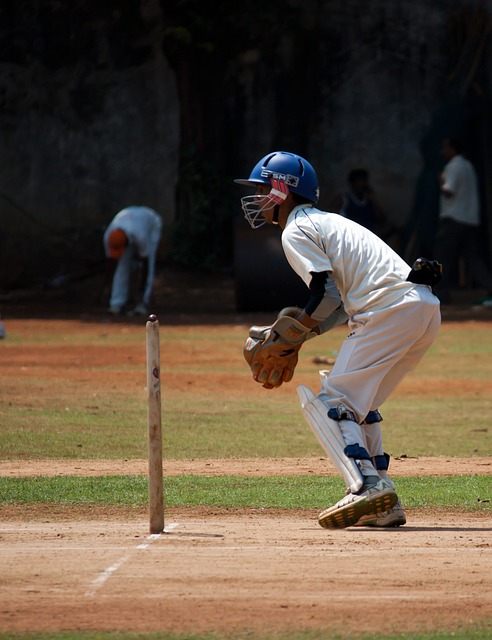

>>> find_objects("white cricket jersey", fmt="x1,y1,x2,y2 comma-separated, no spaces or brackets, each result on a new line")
103,206,162,258
281,205,414,317
439,155,479,226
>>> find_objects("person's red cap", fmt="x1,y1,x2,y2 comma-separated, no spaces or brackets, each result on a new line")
108,229,127,259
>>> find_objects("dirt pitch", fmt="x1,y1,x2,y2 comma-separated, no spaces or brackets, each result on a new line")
0,312,491,636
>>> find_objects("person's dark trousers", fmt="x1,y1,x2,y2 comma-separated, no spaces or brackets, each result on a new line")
434,217,492,303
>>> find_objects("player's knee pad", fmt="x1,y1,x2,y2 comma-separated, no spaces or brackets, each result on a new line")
297,385,364,494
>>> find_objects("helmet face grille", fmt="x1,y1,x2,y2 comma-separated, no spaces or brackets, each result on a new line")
240,194,272,228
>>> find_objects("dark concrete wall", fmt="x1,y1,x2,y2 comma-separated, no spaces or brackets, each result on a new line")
1,0,491,295
0,0,179,286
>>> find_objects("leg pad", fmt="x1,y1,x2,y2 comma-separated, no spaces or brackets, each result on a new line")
297,385,364,494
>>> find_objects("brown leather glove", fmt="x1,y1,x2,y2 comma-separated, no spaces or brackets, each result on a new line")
243,315,314,389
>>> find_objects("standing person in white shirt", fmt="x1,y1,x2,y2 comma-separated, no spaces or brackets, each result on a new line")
236,151,441,529
435,136,492,305
103,206,162,316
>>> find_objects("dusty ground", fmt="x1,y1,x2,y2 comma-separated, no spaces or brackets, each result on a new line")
1,456,491,637
0,503,490,637
0,310,491,636
0,456,491,477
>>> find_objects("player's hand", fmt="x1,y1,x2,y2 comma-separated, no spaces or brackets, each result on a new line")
252,341,300,388
243,315,312,389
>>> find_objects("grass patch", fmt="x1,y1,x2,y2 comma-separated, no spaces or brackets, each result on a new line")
1,321,492,460
1,392,490,458
0,475,490,511
377,398,492,457
0,623,491,639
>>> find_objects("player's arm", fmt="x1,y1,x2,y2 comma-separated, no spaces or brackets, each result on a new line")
297,271,347,330
440,177,454,198
439,166,456,198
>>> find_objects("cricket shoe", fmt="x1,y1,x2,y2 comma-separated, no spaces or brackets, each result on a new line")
353,500,407,527
318,479,398,529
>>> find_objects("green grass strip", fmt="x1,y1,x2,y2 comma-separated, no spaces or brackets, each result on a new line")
0,475,490,511
0,623,491,639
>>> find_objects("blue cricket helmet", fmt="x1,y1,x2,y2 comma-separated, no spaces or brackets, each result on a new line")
235,151,320,204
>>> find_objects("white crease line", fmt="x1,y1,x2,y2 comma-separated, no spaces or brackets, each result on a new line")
164,522,179,534
85,555,130,597
135,533,162,550
85,523,180,597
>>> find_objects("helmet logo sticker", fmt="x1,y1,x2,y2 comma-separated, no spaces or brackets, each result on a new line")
261,169,299,188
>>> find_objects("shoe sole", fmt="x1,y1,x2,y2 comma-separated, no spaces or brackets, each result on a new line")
318,488,398,529
354,514,407,527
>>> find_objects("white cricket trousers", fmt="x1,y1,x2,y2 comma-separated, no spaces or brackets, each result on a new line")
319,285,441,422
